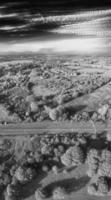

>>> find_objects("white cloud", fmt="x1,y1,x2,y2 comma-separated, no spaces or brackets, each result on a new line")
49,16,110,37
0,26,15,30
0,38,105,54
30,9,111,25
0,13,18,18
0,6,6,9
0,24,29,31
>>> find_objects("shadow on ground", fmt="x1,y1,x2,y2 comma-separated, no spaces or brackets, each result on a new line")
20,170,47,199
64,104,87,118
43,176,90,197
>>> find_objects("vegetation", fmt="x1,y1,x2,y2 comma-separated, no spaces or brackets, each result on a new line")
35,187,47,200
61,145,85,167
0,58,111,123
52,187,66,200
1,131,111,198
14,166,36,184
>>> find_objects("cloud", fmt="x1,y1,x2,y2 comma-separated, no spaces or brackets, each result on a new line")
30,9,111,25
49,17,109,37
0,13,18,18
0,24,29,31
0,37,105,54
0,3,111,54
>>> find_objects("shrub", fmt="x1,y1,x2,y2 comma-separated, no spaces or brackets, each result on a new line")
56,94,73,105
101,149,111,163
45,105,64,121
42,165,49,173
87,183,97,195
97,177,109,194
97,104,109,120
35,187,47,200
87,167,97,178
34,151,43,163
53,145,65,158
52,187,66,200
91,112,98,121
41,144,53,156
0,173,11,187
52,165,59,174
10,165,18,177
6,182,21,197
106,132,111,142
81,111,89,121
14,166,36,184
30,101,39,113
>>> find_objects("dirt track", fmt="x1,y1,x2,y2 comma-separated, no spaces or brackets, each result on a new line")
0,121,108,136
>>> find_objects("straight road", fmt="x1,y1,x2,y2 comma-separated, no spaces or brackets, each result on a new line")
0,121,108,136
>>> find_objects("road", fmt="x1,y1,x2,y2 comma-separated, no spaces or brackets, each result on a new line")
0,121,108,136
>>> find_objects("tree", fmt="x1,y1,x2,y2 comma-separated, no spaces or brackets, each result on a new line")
87,149,100,167
61,145,84,167
86,149,100,177
98,162,111,177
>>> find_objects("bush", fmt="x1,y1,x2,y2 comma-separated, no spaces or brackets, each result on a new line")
30,101,39,113
34,151,43,163
91,112,98,121
41,144,53,156
81,111,89,121
14,166,36,184
97,177,109,194
5,193,17,200
45,105,64,121
10,165,18,177
87,167,97,178
101,149,111,163
35,187,47,200
0,172,11,187
52,187,66,200
53,146,65,158
61,145,84,167
6,182,21,197
56,94,73,105
97,104,109,120
52,165,59,174
106,132,111,142
87,183,97,195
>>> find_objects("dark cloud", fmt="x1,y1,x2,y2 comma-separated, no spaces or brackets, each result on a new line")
0,0,111,54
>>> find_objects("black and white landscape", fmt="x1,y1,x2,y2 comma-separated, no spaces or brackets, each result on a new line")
0,1,111,200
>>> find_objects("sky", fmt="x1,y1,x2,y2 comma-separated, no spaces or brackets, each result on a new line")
0,0,111,54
